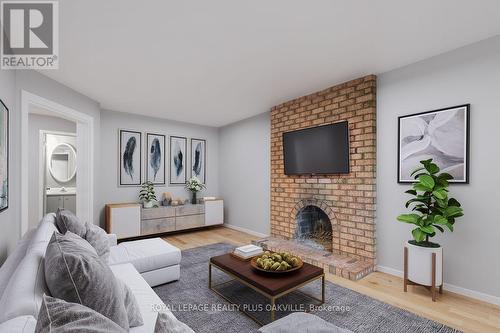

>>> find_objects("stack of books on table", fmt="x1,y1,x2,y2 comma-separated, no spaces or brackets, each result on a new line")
233,244,263,260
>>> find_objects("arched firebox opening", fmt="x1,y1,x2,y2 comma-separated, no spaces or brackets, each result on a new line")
294,205,332,251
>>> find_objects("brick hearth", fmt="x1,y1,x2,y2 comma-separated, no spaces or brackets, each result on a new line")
252,238,374,280
270,75,377,279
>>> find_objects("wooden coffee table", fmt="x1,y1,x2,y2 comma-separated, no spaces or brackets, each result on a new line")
209,253,324,325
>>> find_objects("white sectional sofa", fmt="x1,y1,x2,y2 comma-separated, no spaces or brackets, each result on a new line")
0,213,187,332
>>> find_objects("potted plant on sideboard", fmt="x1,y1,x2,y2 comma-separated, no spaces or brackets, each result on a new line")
397,159,464,299
185,176,205,204
139,181,158,208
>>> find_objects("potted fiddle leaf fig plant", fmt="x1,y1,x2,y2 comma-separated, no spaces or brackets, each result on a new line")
397,159,464,287
139,181,158,208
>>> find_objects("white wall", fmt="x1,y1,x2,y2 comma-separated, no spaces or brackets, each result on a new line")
377,35,500,301
98,109,220,225
219,112,270,236
28,114,76,229
0,70,18,263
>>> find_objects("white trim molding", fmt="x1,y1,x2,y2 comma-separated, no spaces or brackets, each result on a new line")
376,265,500,306
223,224,270,238
21,90,94,235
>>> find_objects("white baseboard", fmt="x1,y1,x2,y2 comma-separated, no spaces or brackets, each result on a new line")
223,224,269,238
376,265,500,306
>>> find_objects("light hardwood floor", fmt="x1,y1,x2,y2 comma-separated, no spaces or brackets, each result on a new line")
163,227,500,333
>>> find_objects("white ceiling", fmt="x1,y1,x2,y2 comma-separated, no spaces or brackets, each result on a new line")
40,0,500,127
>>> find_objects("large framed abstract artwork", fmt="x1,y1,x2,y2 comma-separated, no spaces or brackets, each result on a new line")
169,136,187,185
190,138,206,184
398,104,470,183
119,129,142,186
146,133,166,185
0,99,8,212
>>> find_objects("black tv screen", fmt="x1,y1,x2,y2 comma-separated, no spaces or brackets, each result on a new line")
283,121,350,175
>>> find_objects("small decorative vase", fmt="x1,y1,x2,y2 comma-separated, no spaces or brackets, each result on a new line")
143,201,153,209
191,192,197,204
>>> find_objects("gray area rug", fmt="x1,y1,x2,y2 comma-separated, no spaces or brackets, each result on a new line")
153,243,461,333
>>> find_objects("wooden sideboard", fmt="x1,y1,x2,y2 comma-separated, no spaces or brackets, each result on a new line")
105,200,224,240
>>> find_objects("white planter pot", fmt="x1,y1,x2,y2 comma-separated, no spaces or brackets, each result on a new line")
143,201,153,209
406,241,442,286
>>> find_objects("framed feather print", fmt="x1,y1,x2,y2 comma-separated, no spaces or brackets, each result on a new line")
119,129,142,186
0,99,8,212
169,136,187,185
146,133,165,185
190,138,206,184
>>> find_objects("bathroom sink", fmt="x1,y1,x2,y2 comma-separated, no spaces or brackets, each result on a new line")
46,187,76,196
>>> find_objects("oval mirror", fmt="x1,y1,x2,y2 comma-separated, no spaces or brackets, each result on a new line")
49,143,77,183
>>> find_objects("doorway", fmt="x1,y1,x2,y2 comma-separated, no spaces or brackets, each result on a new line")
38,131,77,230
21,91,94,235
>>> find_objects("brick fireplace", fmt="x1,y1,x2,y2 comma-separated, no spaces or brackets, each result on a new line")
261,75,377,280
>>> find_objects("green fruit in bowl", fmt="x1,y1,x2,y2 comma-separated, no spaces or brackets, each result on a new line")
277,262,286,271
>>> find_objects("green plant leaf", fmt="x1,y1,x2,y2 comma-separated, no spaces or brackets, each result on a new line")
405,198,430,208
397,214,421,224
446,222,454,232
433,225,445,233
418,174,435,189
438,172,454,180
413,183,430,192
423,162,440,174
412,228,426,242
432,189,447,200
444,206,463,218
435,197,448,208
448,198,461,207
433,215,448,225
412,172,428,180
405,189,417,195
436,178,449,187
420,159,433,167
413,207,429,214
410,167,425,177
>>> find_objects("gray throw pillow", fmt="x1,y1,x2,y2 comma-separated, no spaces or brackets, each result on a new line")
55,208,87,237
35,294,126,333
85,222,110,261
116,278,144,327
154,312,195,333
44,231,129,330
55,208,110,261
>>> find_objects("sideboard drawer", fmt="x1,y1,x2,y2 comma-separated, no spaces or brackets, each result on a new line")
142,207,175,220
176,204,204,216
176,214,204,230
141,217,175,235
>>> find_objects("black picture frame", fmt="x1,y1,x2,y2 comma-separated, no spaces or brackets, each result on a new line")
119,129,142,186
190,138,206,184
0,99,8,212
398,104,470,184
169,136,187,185
146,133,166,185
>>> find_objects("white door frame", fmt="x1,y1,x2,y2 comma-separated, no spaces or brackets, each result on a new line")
21,90,94,235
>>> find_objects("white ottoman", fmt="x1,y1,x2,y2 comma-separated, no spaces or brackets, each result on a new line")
108,238,181,287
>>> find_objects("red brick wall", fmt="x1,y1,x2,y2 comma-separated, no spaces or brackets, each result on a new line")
270,75,377,263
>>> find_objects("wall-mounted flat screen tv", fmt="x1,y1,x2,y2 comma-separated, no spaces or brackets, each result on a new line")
283,121,350,175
